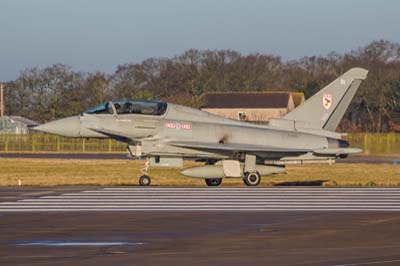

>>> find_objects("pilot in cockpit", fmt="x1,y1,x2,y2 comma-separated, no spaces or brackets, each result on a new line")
122,102,132,114
114,103,122,114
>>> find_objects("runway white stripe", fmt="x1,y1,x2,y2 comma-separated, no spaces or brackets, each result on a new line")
1,187,400,212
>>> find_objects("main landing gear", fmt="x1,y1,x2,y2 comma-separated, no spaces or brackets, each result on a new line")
243,172,261,186
204,160,223,187
203,173,261,187
242,154,261,186
139,158,151,186
205,178,222,186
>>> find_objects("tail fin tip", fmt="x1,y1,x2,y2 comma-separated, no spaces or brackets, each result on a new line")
283,67,369,131
345,67,368,80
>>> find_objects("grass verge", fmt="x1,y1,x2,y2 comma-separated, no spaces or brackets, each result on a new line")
0,158,399,187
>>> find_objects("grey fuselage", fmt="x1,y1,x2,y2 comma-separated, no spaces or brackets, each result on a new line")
60,103,334,160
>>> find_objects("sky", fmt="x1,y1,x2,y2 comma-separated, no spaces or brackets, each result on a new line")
1,0,400,81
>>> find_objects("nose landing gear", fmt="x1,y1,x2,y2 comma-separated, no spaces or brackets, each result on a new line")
139,158,151,186
139,175,151,186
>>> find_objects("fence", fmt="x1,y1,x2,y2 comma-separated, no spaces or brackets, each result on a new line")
0,133,399,155
344,133,400,155
0,134,126,153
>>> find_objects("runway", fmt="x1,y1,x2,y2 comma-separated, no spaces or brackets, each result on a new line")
2,187,400,265
2,187,400,212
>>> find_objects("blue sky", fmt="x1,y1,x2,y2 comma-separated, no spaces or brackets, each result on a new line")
1,0,399,81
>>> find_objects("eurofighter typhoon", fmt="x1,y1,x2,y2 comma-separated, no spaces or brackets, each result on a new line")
35,68,368,186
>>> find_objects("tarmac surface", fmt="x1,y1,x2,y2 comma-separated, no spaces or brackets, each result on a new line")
1,187,400,265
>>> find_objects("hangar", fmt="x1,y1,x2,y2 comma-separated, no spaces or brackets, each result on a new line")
200,92,305,123
0,116,39,134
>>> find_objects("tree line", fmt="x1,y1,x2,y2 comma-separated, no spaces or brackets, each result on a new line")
4,40,400,132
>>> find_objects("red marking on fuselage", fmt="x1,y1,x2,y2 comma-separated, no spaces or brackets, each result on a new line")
165,122,192,130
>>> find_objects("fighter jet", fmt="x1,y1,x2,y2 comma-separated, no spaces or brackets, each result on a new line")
35,68,368,186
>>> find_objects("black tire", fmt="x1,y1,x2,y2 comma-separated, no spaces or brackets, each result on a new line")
243,172,261,186
205,178,222,187
139,175,151,186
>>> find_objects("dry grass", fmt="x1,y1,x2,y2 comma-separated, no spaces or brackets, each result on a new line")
0,158,399,187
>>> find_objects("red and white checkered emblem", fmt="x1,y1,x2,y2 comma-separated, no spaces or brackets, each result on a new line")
323,93,332,110
165,121,192,131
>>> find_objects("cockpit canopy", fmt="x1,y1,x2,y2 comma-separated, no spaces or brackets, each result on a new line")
84,100,168,116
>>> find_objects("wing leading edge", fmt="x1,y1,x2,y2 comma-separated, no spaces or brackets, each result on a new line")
169,141,312,154
169,141,362,157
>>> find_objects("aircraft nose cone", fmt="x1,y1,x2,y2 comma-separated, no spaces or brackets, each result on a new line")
34,116,80,137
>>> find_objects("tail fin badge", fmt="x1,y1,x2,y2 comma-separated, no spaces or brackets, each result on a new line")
323,93,332,110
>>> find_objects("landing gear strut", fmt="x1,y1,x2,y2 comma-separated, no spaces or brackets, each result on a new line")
205,178,222,187
139,158,151,186
243,172,261,186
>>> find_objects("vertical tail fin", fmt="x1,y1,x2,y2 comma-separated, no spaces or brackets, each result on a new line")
283,68,368,130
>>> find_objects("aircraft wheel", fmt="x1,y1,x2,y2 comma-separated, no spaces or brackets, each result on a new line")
205,178,222,187
243,172,261,186
139,175,151,186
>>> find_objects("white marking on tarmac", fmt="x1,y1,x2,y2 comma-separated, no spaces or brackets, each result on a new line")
332,258,400,266
1,187,400,212
16,241,144,246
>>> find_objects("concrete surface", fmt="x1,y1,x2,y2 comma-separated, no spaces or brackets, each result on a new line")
1,187,400,265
